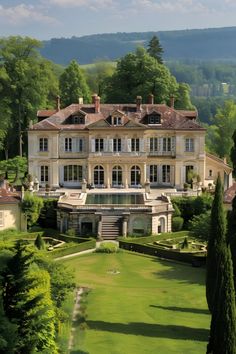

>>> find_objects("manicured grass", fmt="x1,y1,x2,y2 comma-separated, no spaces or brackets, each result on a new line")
63,251,210,354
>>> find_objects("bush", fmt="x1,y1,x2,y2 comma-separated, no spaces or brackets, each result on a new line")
188,211,211,241
21,192,43,228
34,234,45,250
66,228,76,236
96,242,118,253
172,216,184,231
38,199,57,229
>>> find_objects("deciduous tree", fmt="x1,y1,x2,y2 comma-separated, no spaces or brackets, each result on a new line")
59,60,91,107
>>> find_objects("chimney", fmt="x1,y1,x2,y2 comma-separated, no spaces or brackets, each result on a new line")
136,96,142,112
78,97,83,104
95,95,101,113
92,93,98,104
148,94,154,105
56,95,61,111
170,96,175,109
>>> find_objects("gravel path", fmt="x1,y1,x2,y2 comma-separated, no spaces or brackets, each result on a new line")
68,287,84,351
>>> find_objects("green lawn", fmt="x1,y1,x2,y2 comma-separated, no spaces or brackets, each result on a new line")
63,252,210,354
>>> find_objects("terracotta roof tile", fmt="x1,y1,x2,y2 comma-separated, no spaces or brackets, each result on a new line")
31,103,203,132
0,188,21,204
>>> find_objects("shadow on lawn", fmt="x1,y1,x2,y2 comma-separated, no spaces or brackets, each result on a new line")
150,304,209,315
86,320,209,342
152,259,206,286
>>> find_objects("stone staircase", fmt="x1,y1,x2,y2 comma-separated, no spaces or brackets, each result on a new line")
101,215,122,240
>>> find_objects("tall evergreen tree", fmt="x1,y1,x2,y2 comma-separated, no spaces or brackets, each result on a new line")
230,129,236,178
206,174,226,313
3,241,57,353
207,245,236,354
228,194,236,290
147,35,164,64
59,59,91,107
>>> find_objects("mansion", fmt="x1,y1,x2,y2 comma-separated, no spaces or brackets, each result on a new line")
28,94,232,191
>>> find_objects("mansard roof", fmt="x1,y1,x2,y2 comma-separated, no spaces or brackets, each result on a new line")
31,103,204,132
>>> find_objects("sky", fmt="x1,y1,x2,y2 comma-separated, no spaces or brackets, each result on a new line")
0,0,236,40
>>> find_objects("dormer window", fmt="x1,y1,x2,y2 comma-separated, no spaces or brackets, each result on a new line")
113,116,122,126
73,115,85,124
148,113,161,124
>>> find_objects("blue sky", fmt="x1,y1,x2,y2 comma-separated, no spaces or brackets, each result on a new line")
0,0,236,39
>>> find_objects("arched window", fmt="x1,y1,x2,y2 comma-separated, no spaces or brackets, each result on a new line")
112,166,122,186
94,165,104,186
131,165,141,186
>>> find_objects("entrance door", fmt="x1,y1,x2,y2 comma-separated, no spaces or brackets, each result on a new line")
94,165,104,186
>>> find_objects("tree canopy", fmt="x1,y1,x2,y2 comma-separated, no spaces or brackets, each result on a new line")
0,36,59,158
59,59,91,107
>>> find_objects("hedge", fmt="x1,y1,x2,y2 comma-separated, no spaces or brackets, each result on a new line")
119,241,206,266
55,234,94,244
119,231,205,266
49,239,96,258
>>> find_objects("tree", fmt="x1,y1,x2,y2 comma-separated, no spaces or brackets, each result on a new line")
21,192,43,228
228,194,236,291
105,47,178,103
230,129,236,178
209,100,236,160
0,156,27,182
207,245,236,354
0,36,59,157
147,35,164,64
2,241,57,353
174,83,195,110
206,174,226,313
59,60,91,107
85,60,115,101
188,212,211,241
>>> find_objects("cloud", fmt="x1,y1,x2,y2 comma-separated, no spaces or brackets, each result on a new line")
129,0,208,14
0,3,58,25
47,0,114,10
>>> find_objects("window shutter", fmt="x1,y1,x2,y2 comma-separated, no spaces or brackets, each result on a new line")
72,138,76,152
109,139,113,152
140,138,144,152
158,138,162,152
91,138,95,152
171,137,175,152
104,139,108,152
147,138,150,152
146,165,150,180
158,165,163,183
127,139,131,152
121,139,126,152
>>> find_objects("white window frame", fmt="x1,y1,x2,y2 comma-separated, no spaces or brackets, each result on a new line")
65,138,72,152
150,138,158,152
162,165,171,183
131,138,140,152
162,137,171,152
149,165,158,183
40,166,49,183
113,116,122,126
185,138,194,152
64,165,83,182
113,138,121,152
95,138,104,152
39,138,48,152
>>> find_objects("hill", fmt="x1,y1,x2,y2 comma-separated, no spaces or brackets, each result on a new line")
40,27,236,65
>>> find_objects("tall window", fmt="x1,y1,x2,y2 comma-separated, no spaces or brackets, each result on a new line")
65,138,72,152
131,138,140,152
94,165,104,186
131,165,141,186
95,139,104,152
40,166,49,183
149,165,158,183
163,137,171,152
150,138,158,152
185,138,194,152
186,165,194,183
64,165,82,182
162,165,171,183
113,138,121,152
39,138,48,152
112,166,122,186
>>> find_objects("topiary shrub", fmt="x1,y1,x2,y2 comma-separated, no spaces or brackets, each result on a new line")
34,234,45,250
96,242,118,253
172,216,184,231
